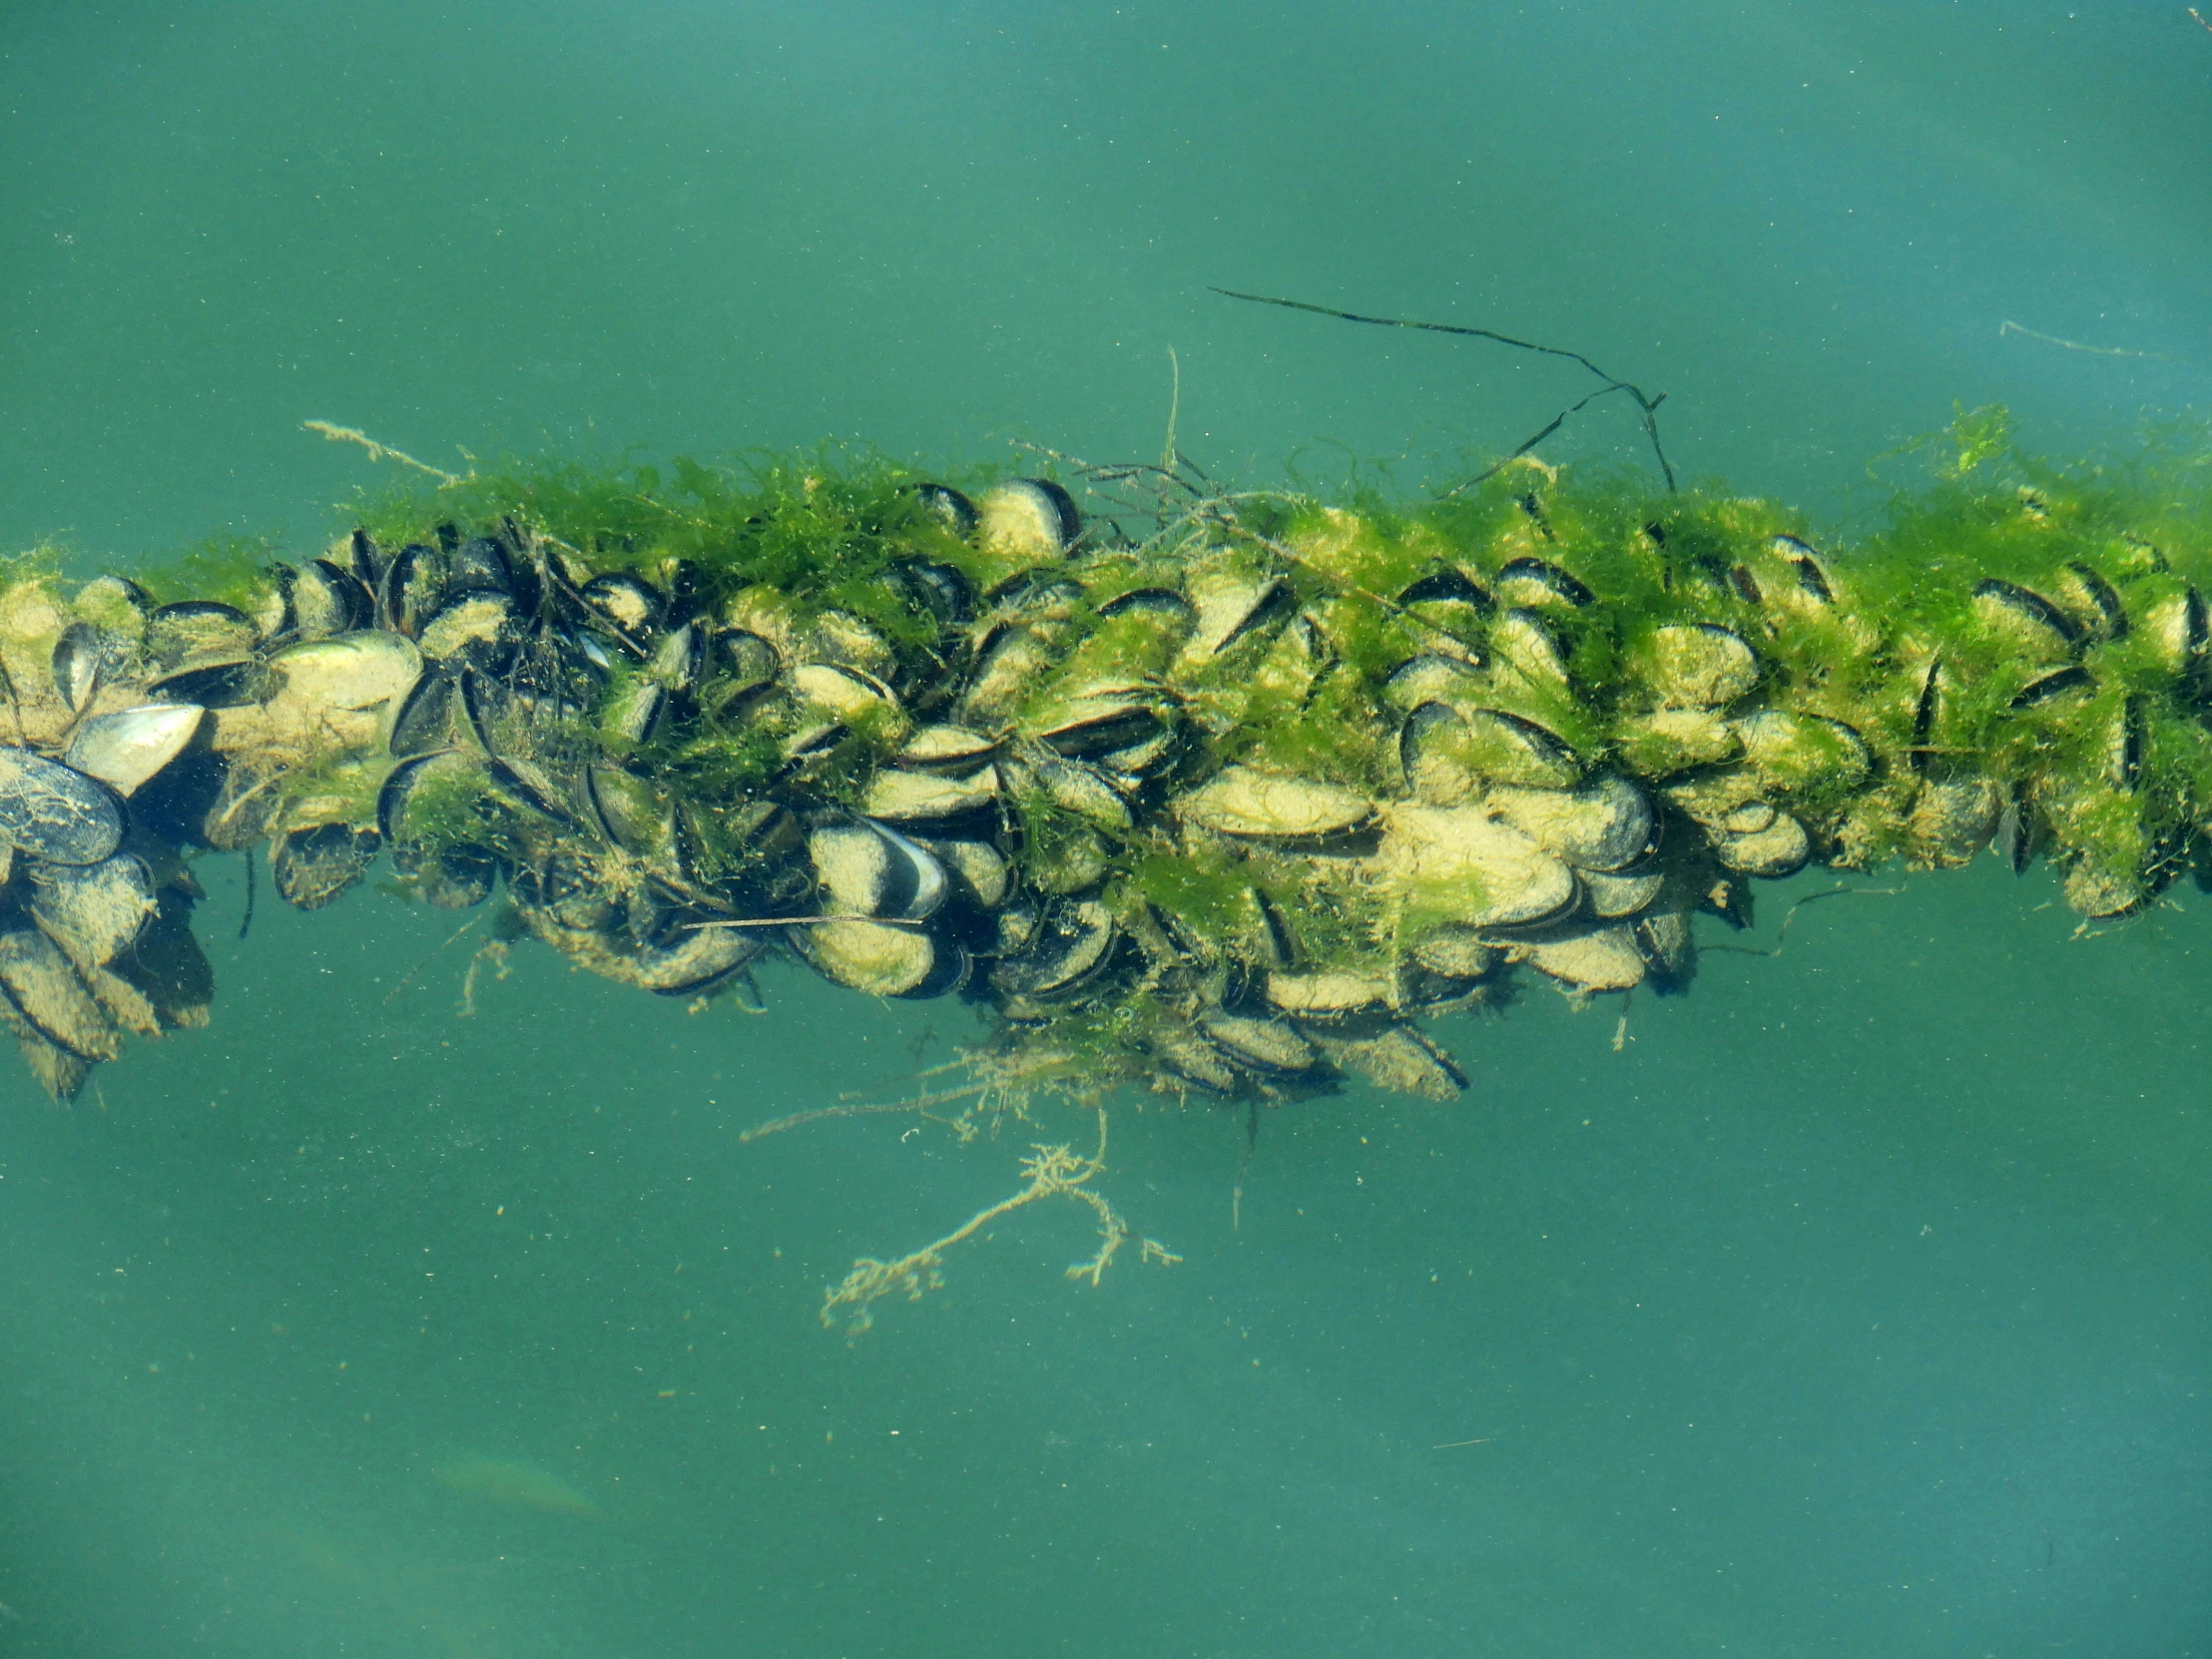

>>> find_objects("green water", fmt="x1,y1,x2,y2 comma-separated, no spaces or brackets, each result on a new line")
3,2,2209,1654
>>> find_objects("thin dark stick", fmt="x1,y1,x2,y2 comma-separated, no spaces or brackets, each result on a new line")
1211,286,1678,492
238,845,257,941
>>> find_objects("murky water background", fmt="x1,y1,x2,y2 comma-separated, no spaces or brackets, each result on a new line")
3,3,2209,1654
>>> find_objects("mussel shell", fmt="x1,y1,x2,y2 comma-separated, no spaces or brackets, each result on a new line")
417,592,517,667
603,678,669,746
2056,561,2127,641
912,482,980,537
270,824,382,909
1972,578,2081,657
50,622,113,713
861,766,998,825
290,558,376,637
1643,623,1759,709
578,571,666,642
1733,710,1872,792
2010,664,2095,711
1714,811,1810,877
26,853,156,975
71,574,154,636
389,668,457,757
888,559,973,625
1633,910,1697,988
1454,708,1580,789
1199,1011,1317,1075
0,927,121,1061
2106,694,2146,790
896,724,1000,772
0,748,124,864
145,601,258,668
1509,921,1646,992
990,898,1116,999
1397,567,1493,616
808,819,946,921
63,704,204,797
1382,654,1482,712
1378,805,1578,928
377,543,445,637
795,917,939,998
1486,774,1655,871
977,478,1081,560
391,839,502,909
1491,607,1572,685
1315,1025,1465,1101
1494,557,1595,609
1176,766,1372,840
1182,570,1292,660
1769,535,1836,604
147,659,262,708
649,622,707,692
1035,694,1176,761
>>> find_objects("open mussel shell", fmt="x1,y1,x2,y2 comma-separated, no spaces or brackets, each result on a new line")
50,621,118,713
0,748,124,865
270,824,382,910
26,853,157,976
977,478,1081,561
63,704,204,797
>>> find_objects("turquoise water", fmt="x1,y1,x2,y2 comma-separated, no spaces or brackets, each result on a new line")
2,3,2210,1654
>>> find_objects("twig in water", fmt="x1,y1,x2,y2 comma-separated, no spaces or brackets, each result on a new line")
1703,881,1907,960
238,845,258,941
1998,320,2173,362
2192,6,2212,35
383,914,487,1004
737,1081,992,1144
1211,286,1677,492
302,420,466,487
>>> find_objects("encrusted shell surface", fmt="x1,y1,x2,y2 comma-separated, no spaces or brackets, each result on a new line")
1643,624,1759,708
27,854,157,976
1177,767,1372,839
1312,1025,1464,1101
861,766,998,824
1377,806,1576,928
1713,812,1811,877
0,748,124,865
1485,774,1654,871
1508,921,1646,992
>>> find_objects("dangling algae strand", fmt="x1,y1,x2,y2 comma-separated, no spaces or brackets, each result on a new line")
3,405,2210,1326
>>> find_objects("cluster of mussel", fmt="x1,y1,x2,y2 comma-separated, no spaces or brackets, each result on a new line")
1,461,2207,1104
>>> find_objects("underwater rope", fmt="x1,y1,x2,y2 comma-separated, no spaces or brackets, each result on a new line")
1,409,2207,1140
